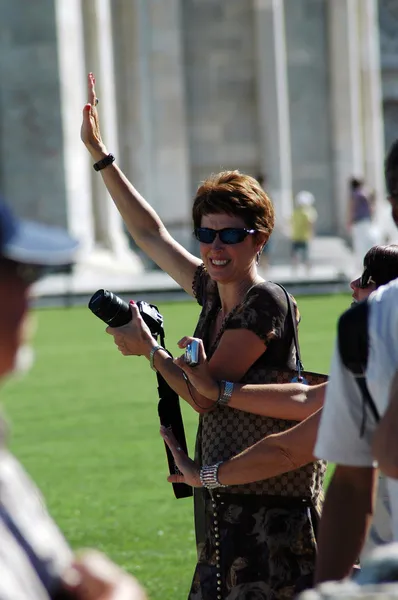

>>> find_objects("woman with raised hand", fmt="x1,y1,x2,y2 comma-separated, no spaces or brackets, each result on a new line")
81,73,325,599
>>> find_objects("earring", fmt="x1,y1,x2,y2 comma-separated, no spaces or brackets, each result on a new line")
256,251,261,266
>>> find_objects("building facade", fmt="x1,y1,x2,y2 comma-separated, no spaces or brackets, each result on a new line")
0,0,394,268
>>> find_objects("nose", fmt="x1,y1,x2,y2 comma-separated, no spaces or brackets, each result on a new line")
211,233,223,250
350,277,360,291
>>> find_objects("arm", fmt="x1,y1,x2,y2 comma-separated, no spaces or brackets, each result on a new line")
372,368,398,479
174,337,326,420
160,408,321,487
228,382,325,421
313,339,378,581
217,408,321,484
150,327,269,413
108,304,270,413
81,73,200,296
314,465,377,584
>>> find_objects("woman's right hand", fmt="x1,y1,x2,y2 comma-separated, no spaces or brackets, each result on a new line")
81,73,107,157
174,337,220,402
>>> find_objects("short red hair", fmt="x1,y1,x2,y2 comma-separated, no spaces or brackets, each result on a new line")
192,170,274,243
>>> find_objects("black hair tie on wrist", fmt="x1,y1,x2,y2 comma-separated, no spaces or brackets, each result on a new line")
93,153,115,172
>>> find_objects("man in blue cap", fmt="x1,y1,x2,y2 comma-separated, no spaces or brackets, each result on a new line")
0,201,146,599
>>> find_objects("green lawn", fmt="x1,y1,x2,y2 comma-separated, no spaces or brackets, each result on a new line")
1,294,349,599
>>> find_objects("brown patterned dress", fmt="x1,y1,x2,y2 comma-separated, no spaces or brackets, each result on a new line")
188,265,325,600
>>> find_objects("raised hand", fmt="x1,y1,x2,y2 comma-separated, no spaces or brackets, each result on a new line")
160,426,202,487
174,337,219,401
81,73,107,157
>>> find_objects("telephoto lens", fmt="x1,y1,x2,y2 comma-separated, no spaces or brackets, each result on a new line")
88,289,132,327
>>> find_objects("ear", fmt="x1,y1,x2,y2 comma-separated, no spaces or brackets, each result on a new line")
254,232,268,253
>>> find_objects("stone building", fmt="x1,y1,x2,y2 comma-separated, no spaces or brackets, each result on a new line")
0,0,395,271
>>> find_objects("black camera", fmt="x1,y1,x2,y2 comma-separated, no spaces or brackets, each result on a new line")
87,288,192,500
88,289,163,336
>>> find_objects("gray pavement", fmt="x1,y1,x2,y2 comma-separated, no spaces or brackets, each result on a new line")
32,236,357,308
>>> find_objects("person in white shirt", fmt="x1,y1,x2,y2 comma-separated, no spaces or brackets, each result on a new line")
314,139,398,584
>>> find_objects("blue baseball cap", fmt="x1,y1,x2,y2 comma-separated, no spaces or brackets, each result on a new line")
0,200,79,266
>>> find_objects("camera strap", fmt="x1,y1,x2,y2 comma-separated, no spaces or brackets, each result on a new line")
156,330,192,499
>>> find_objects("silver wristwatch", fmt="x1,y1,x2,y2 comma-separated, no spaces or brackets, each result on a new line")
199,462,227,489
217,380,234,406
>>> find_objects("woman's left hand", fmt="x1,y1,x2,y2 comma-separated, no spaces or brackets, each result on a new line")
160,426,202,487
174,337,219,401
106,301,155,357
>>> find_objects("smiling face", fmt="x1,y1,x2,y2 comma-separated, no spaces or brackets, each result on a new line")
199,213,263,284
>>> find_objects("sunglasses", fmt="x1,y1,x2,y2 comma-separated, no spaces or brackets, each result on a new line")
194,227,256,245
359,267,376,289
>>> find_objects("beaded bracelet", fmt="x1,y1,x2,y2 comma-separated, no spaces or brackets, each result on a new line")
199,462,227,489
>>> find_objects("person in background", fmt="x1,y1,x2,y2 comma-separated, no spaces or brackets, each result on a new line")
313,142,398,585
290,191,317,271
348,177,379,271
161,244,398,569
0,200,147,600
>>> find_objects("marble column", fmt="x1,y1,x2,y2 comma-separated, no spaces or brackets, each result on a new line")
54,0,95,253
284,0,334,234
111,0,155,203
253,0,293,220
358,0,385,224
328,0,363,235
146,0,191,232
113,0,191,249
329,0,385,235
0,0,69,227
81,0,136,261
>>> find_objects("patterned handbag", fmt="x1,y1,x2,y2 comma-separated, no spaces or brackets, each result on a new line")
201,282,328,502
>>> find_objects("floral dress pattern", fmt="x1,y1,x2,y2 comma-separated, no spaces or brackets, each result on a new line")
188,265,325,600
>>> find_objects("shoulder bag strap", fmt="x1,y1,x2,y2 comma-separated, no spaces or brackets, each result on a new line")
272,282,304,375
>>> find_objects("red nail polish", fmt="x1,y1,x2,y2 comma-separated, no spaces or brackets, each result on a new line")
129,300,135,305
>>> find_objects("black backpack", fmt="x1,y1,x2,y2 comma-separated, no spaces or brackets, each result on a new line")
338,300,380,435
